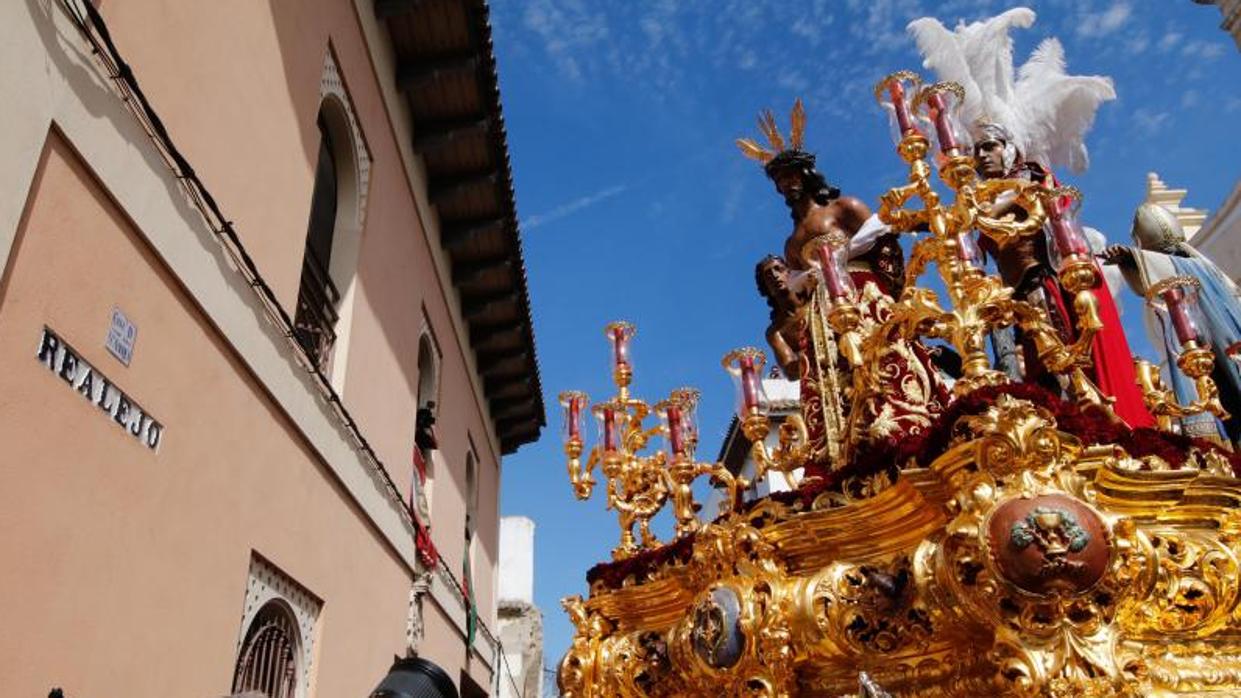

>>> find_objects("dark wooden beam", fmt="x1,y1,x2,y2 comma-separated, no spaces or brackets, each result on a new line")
397,52,479,93
482,359,526,379
453,255,512,285
464,292,518,322
441,217,506,248
489,395,534,420
414,115,492,150
375,0,431,19
429,169,498,206
470,320,517,346
488,381,529,401
477,347,528,368
484,372,525,395
495,415,535,434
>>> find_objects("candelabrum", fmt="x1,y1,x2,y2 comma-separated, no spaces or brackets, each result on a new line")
560,322,745,559
722,347,814,489
1135,276,1229,431
823,73,1110,409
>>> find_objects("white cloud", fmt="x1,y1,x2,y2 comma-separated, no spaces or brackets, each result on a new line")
1182,40,1227,61
1181,89,1200,109
1132,108,1170,137
1076,2,1131,39
1124,33,1149,56
521,184,628,231
1158,32,1183,53
519,0,609,82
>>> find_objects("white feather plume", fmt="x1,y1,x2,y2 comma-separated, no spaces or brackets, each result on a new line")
906,7,1114,174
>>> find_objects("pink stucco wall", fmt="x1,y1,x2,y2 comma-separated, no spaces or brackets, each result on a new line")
97,0,501,655
0,0,506,693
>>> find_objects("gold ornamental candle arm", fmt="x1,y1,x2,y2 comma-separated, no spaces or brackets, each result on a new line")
565,440,599,500
966,178,1050,247
740,411,811,488
1136,276,1229,426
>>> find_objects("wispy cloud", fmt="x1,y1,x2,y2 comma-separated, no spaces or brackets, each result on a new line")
1076,2,1131,39
1158,32,1183,53
1133,108,1170,137
520,184,628,231
1182,39,1227,61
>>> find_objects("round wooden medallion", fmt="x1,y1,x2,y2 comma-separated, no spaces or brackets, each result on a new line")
986,494,1110,596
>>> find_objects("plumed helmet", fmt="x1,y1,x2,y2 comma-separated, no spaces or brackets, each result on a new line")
1131,203,1187,253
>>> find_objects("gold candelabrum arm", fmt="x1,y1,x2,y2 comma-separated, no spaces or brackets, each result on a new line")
662,456,742,538
740,411,812,488
1135,344,1230,430
565,439,599,500
560,332,766,559
854,126,1112,409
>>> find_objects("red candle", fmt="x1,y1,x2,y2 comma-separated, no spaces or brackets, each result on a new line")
1049,202,1089,257
602,406,618,451
666,405,684,455
611,327,630,369
889,81,914,134
927,92,958,153
1162,287,1201,347
815,244,851,300
568,395,582,439
740,356,760,412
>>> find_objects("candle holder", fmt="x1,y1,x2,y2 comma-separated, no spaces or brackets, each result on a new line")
559,390,593,498
1044,186,1100,294
722,347,812,487
605,320,636,394
560,323,741,558
911,81,970,162
874,71,924,145
869,75,1107,407
1136,276,1228,429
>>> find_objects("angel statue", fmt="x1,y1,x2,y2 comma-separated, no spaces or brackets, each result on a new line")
908,6,1154,429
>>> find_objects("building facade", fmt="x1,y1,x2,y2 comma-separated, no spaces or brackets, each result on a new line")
496,516,543,698
0,1,542,696
1194,0,1241,50
1144,171,1241,284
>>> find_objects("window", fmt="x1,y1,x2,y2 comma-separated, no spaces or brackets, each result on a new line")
233,554,321,698
464,452,478,546
232,600,300,698
413,331,441,517
293,111,342,371
293,52,371,384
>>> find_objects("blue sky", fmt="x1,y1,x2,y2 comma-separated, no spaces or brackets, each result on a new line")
488,0,1241,676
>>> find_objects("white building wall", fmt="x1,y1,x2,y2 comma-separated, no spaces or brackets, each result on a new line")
499,516,534,605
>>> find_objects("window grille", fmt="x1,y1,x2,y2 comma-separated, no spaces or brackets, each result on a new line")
232,601,300,698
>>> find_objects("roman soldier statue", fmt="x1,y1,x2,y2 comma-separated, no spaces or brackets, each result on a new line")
1104,203,1241,443
908,6,1155,428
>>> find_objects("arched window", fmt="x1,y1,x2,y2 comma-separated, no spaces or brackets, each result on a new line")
293,110,343,372
416,332,439,408
464,452,478,546
232,600,300,698
294,51,370,386
413,331,441,518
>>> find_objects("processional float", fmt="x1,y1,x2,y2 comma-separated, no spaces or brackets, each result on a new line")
554,68,1241,698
